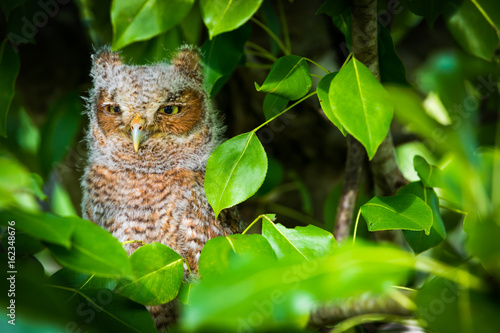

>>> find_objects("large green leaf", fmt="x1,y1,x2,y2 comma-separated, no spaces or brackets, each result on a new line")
47,217,133,279
261,219,337,262
361,194,433,234
317,72,346,135
400,0,447,26
445,0,499,61
50,268,118,291
111,0,195,50
205,131,268,217
198,234,276,278
0,156,40,211
0,41,20,138
200,0,263,39
0,210,74,248
329,57,394,159
255,55,312,100
399,182,446,254
183,243,414,331
201,25,251,97
115,243,184,305
53,287,156,333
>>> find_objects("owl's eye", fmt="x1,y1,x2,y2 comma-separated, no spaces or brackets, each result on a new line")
160,105,180,115
105,104,121,114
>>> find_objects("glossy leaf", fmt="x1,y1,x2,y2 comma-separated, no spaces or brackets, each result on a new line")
198,234,276,278
205,132,268,217
263,93,289,120
361,194,433,234
317,72,346,135
111,0,195,50
329,57,394,159
255,55,312,100
261,219,337,262
445,0,499,61
0,210,74,248
0,41,20,138
47,217,133,279
378,25,409,85
399,182,446,254
413,155,443,188
115,242,184,305
201,25,251,97
200,0,262,39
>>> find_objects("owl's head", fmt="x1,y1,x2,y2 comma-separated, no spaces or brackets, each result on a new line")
86,46,222,171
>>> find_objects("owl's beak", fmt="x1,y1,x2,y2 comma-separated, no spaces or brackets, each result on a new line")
131,115,146,152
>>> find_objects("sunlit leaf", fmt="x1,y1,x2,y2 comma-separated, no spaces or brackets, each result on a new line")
205,132,267,217
255,55,312,100
261,219,337,262
399,182,446,254
318,72,346,135
47,217,133,279
111,0,195,50
0,41,20,138
361,194,433,234
413,155,444,188
198,234,276,278
200,0,263,39
115,243,184,305
329,57,394,159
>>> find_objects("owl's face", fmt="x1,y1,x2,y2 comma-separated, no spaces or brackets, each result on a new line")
86,48,219,171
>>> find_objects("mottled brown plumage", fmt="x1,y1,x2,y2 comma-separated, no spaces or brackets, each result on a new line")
81,46,240,330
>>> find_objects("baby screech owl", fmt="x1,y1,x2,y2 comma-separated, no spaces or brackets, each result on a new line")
81,46,240,330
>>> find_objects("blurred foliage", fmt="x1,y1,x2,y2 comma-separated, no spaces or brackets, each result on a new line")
0,0,499,332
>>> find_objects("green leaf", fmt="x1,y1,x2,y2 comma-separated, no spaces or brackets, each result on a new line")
318,72,346,135
115,243,184,305
255,55,312,100
473,0,500,33
445,0,499,61
111,0,195,50
198,234,276,278
205,131,268,217
361,194,433,234
261,219,337,262
50,268,118,291
413,155,443,188
253,157,284,197
263,93,289,120
201,25,251,97
178,282,192,304
400,0,447,26
0,210,74,248
329,57,394,159
465,214,500,279
54,287,156,333
0,41,20,138
47,217,133,279
399,182,446,254
200,0,263,39
378,25,409,86
183,243,414,331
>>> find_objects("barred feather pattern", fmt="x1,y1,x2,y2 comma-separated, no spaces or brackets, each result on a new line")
81,46,240,331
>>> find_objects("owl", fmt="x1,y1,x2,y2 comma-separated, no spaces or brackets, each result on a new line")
81,46,240,330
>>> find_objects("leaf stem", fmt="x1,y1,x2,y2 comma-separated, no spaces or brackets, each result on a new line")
352,209,362,245
245,49,278,62
310,73,323,79
264,201,323,228
278,0,291,53
439,205,468,215
251,17,290,55
253,91,317,132
303,57,330,73
122,240,146,246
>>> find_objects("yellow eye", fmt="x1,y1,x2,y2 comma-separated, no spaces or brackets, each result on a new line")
160,105,180,115
105,104,121,113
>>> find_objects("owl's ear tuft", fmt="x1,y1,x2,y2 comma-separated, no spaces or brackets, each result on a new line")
172,46,203,84
92,47,122,67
